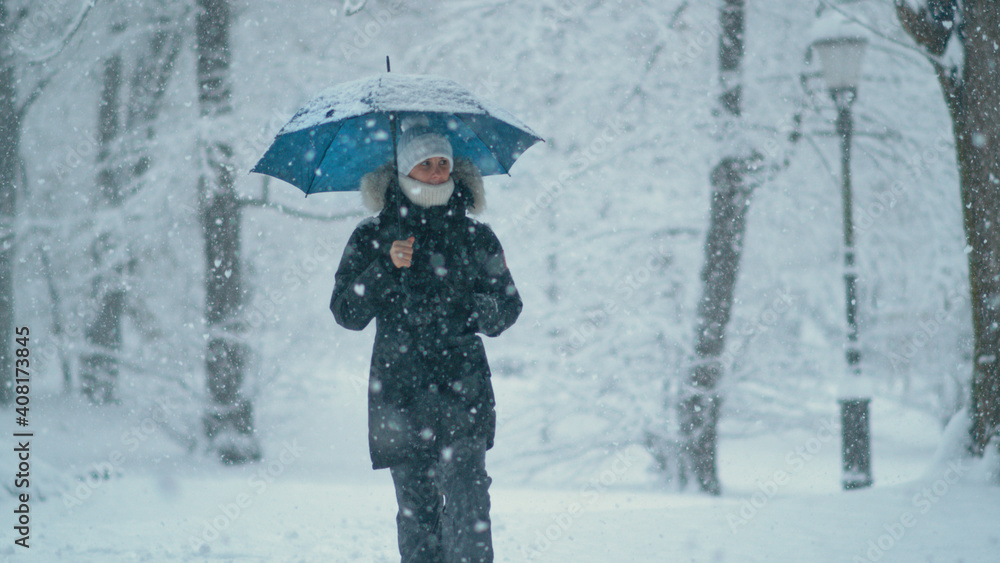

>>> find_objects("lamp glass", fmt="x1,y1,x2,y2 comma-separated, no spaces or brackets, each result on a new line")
813,37,867,90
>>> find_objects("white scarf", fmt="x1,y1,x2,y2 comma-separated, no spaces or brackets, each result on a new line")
398,174,455,208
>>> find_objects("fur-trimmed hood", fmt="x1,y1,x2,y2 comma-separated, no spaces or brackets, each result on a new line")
361,159,486,215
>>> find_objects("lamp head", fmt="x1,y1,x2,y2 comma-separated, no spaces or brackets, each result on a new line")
811,36,868,91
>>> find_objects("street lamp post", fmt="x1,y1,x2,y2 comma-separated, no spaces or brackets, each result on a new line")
812,35,873,490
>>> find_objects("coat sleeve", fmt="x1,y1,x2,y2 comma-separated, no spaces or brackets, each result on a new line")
330,222,400,331
469,226,522,337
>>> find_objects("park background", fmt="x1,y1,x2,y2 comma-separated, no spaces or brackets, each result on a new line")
1,0,999,561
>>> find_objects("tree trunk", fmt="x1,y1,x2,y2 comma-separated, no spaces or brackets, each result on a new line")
196,0,260,464
81,52,126,404
676,0,756,495
0,1,21,406
956,2,1000,455
896,0,1000,455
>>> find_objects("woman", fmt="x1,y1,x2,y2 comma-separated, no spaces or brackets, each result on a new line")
330,116,521,562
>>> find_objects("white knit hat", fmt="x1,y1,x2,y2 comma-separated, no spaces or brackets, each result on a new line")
396,115,453,176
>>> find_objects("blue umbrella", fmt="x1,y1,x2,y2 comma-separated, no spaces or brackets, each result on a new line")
252,73,543,195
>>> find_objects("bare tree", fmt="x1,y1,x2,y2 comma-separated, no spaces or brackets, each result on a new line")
82,2,183,403
894,0,1000,455
0,1,21,405
83,36,126,403
673,0,762,496
195,0,260,464
0,0,93,405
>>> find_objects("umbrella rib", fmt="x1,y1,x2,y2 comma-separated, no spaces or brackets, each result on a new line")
456,113,511,176
306,120,350,195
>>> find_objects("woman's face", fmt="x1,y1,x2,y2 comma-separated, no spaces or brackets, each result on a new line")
407,157,451,185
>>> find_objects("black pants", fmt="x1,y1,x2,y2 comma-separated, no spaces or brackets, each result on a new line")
389,437,493,563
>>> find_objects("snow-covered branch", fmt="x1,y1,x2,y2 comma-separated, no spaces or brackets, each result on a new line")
891,0,951,56
13,0,96,65
17,68,56,120
242,197,365,223
816,0,951,67
342,0,368,17
13,0,97,117
241,178,365,222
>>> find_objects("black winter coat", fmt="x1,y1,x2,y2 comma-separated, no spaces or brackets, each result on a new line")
331,161,521,469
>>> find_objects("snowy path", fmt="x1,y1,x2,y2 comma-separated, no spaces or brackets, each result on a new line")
5,466,999,562
4,391,999,562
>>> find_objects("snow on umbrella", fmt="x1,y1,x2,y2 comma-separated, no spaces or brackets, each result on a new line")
251,73,543,195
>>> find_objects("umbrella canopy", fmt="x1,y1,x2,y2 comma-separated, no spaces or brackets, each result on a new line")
252,74,543,195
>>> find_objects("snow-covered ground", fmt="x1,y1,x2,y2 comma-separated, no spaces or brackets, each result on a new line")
4,382,998,562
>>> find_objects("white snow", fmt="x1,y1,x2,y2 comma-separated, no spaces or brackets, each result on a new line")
3,392,999,562
279,74,537,137
7,0,995,562
808,6,871,46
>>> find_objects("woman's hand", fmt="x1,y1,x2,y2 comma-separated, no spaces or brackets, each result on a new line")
389,237,415,269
